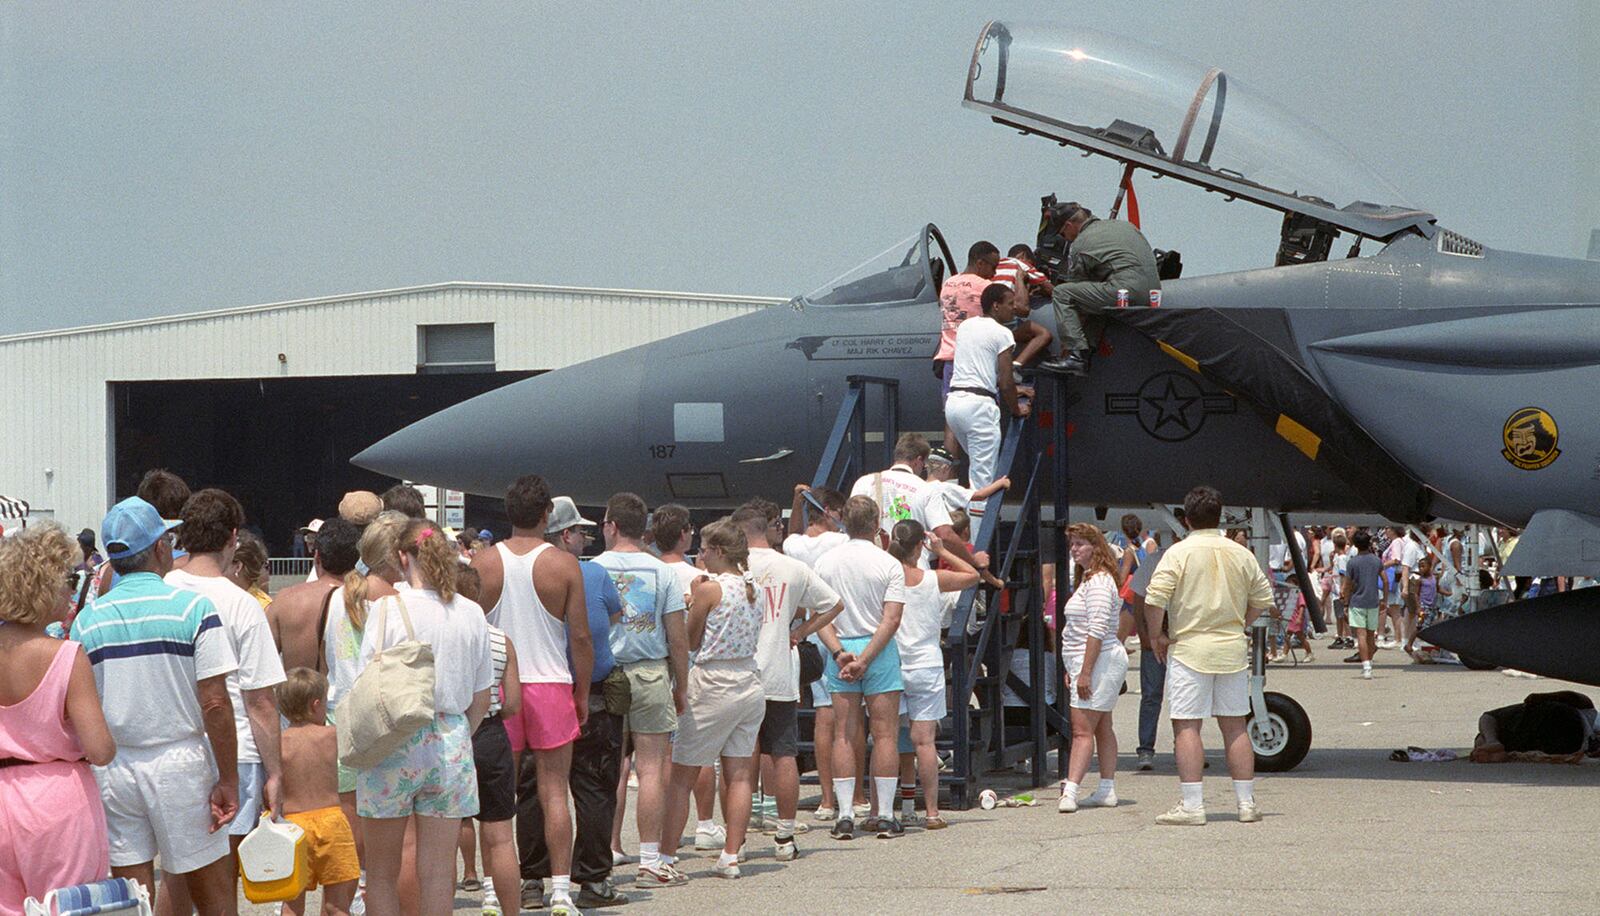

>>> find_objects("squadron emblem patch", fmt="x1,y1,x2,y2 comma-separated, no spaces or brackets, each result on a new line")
1501,407,1560,470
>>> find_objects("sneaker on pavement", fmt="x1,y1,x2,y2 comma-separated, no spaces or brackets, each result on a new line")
1343,652,1362,663
1136,751,1155,771
611,849,634,867
1057,788,1078,813
1083,789,1118,808
812,806,836,822
481,898,502,916
852,802,871,819
1362,668,1374,679
637,862,689,887
576,878,629,909
1238,801,1262,823
694,823,727,850
1155,804,1207,826
876,818,905,840
830,817,855,841
520,880,543,911
713,862,741,879
549,898,579,916
775,834,799,861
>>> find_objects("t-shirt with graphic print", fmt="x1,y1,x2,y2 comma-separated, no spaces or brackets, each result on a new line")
593,549,686,664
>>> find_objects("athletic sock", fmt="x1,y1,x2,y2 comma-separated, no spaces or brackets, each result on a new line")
1180,781,1205,811
832,777,855,817
1233,779,1255,805
899,782,916,818
777,818,795,836
717,851,739,868
874,776,898,819
1062,779,1079,799
639,841,660,870
550,876,571,902
697,818,716,833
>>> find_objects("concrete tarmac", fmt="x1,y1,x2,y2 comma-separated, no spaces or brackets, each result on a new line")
244,647,1596,914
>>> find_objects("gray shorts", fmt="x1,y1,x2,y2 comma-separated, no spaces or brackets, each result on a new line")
671,661,764,767
758,700,799,758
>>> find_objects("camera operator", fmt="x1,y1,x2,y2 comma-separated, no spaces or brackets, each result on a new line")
1037,201,1161,376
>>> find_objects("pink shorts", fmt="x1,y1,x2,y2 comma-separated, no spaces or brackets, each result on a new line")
502,682,580,752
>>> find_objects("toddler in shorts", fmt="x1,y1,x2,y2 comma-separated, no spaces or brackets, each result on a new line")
278,667,362,916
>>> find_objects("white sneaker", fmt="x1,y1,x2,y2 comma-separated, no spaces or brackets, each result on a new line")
548,897,580,916
852,802,871,819
1362,668,1373,680
1057,784,1078,813
1083,789,1118,808
611,849,635,866
775,835,799,861
812,806,836,822
713,861,741,879
694,823,727,850
1238,801,1262,823
1155,804,1207,826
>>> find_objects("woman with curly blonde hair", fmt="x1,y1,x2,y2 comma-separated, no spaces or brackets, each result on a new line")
0,522,117,906
1057,523,1129,813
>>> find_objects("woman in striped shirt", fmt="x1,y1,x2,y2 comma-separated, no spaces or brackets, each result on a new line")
1058,523,1129,813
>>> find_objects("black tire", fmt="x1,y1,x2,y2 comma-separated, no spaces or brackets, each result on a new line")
1459,654,1498,671
1249,691,1311,772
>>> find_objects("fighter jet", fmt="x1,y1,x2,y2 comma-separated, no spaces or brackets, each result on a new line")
356,22,1600,683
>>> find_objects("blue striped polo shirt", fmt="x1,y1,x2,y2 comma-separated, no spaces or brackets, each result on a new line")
70,571,239,749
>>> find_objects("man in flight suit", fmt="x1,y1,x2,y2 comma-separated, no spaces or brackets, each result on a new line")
1039,203,1162,376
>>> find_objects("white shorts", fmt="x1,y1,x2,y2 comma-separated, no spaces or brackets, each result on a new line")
229,761,266,836
1066,643,1129,712
1164,657,1250,719
94,737,230,874
900,666,946,722
810,679,831,708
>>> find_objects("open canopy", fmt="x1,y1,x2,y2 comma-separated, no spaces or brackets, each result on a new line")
0,495,30,519
964,21,1435,241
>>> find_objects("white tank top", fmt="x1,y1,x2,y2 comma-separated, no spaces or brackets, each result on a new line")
492,542,572,684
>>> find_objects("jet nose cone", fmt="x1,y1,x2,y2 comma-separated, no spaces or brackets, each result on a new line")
353,354,644,497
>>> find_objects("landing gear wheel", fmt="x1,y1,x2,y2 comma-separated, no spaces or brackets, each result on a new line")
1248,691,1311,772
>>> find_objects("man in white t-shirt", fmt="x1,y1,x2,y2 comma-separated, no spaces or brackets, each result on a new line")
924,447,1009,515
1383,527,1426,651
733,505,843,860
851,434,1000,587
784,485,849,567
814,496,907,841
164,488,286,903
944,283,1031,496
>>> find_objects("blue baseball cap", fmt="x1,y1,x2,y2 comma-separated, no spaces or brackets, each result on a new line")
102,496,183,560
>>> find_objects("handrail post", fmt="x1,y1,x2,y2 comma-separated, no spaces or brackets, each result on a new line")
1050,373,1072,781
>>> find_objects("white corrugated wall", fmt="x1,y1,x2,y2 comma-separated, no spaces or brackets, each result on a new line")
0,283,777,532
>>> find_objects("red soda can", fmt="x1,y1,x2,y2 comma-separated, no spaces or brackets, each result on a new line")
1149,289,1162,308
1116,288,1129,308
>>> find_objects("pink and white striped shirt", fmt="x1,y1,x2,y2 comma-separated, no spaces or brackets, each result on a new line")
1059,571,1120,662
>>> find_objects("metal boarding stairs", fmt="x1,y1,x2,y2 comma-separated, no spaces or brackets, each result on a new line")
803,375,1072,810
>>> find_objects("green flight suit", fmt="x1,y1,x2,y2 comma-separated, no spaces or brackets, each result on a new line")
1051,217,1162,353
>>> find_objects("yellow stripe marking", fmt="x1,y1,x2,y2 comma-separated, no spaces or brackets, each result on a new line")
1276,414,1322,460
1158,341,1200,373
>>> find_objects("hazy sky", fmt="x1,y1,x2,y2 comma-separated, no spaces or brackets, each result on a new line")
3,2,1595,333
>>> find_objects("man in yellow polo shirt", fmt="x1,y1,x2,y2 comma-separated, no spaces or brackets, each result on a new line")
1143,485,1274,826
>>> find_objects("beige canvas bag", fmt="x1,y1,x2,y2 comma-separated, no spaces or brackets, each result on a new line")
336,592,436,768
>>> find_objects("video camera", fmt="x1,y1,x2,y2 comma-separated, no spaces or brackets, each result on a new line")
1034,194,1078,284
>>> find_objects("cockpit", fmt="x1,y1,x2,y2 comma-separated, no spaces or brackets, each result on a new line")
794,224,954,308
964,22,1436,247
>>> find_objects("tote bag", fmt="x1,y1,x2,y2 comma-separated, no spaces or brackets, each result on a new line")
336,593,436,768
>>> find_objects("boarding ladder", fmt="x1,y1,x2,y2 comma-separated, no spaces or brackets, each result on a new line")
804,374,1073,810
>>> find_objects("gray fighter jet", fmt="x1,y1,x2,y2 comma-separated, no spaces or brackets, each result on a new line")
356,22,1600,681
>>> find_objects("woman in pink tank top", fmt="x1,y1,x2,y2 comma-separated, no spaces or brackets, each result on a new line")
0,524,116,913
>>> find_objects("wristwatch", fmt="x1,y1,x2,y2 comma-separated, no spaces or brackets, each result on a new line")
832,648,848,662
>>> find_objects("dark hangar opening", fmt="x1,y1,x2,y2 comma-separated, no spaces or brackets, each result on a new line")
111,372,534,554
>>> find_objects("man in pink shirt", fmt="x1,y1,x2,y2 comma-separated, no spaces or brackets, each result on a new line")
935,241,1000,399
